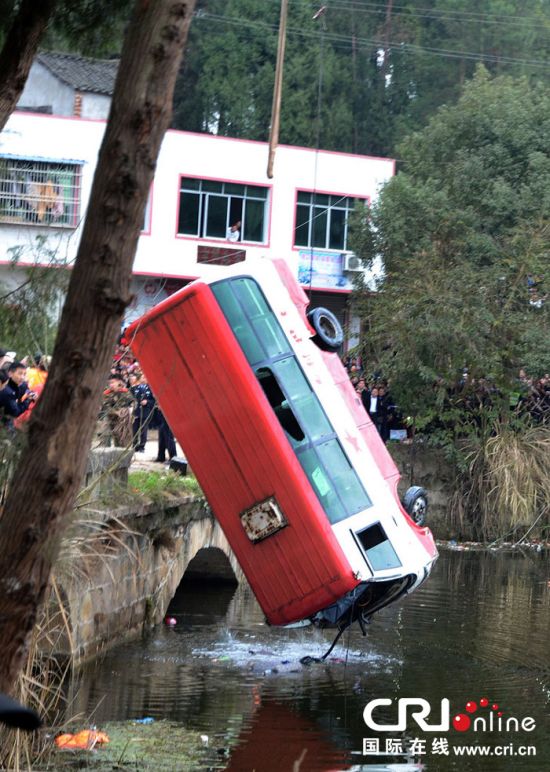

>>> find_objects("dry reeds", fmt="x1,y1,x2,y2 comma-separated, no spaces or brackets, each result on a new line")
0,585,73,771
450,423,550,541
0,422,145,768
0,498,138,770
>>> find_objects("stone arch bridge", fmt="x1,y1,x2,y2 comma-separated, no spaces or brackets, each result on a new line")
49,438,448,664
53,494,244,664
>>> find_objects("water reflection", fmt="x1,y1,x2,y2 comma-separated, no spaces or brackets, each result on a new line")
72,550,550,770
224,702,350,771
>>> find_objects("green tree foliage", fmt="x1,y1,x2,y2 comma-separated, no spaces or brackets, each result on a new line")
5,1,550,156
0,0,133,57
351,68,550,436
173,0,550,156
43,0,133,57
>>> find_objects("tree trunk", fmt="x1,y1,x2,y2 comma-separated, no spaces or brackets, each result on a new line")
0,0,58,132
0,0,196,694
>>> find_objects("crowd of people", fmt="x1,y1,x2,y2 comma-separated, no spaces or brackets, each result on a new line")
0,349,50,433
342,355,550,439
0,344,547,451
442,369,550,426
517,369,550,423
343,356,403,443
99,341,177,462
0,342,178,463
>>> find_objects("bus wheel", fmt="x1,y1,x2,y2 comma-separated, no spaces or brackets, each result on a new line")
403,486,428,526
307,307,343,352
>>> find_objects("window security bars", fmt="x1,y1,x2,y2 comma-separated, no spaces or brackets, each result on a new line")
0,157,81,228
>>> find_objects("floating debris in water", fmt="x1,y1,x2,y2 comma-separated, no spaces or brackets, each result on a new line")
191,634,391,676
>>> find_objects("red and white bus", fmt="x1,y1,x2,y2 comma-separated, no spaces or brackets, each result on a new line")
127,257,437,631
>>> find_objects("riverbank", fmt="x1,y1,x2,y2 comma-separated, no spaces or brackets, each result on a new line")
46,721,211,770
126,437,548,549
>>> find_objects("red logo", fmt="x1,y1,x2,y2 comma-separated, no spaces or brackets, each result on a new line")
452,696,508,732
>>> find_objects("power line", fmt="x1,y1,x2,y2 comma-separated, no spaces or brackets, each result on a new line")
197,11,550,70
289,0,550,28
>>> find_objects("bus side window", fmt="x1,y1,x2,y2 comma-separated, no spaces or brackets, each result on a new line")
256,367,305,444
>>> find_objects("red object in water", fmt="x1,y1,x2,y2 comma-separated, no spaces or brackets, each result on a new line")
55,729,109,749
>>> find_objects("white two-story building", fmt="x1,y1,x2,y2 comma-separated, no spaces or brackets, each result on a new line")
0,53,394,349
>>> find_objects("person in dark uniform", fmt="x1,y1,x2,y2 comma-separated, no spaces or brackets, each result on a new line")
376,384,391,443
362,383,390,443
156,408,177,462
129,371,154,452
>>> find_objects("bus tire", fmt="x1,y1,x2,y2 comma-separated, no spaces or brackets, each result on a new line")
307,307,343,352
403,486,428,526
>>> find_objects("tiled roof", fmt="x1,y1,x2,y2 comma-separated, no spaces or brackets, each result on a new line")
37,52,118,96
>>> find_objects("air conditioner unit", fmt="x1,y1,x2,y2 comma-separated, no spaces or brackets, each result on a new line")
343,253,363,272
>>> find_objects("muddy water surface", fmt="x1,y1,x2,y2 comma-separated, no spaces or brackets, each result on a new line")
72,549,550,771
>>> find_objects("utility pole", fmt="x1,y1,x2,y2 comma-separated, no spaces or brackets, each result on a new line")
382,0,393,76
267,0,289,179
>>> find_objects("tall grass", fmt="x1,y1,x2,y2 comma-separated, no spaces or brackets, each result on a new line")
0,583,73,770
0,499,138,770
0,416,204,767
450,423,550,541
0,431,203,768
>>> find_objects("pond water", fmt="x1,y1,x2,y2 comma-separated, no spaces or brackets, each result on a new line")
71,549,549,771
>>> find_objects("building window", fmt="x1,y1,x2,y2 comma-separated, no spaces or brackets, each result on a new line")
177,177,269,243
0,157,81,228
294,191,358,251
